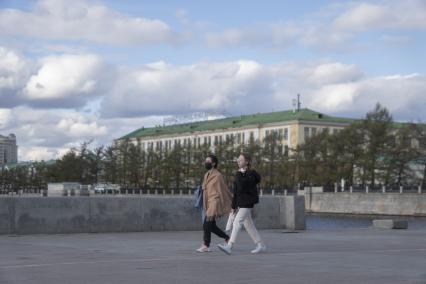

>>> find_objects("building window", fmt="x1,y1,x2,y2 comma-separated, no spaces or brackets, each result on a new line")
304,127,310,139
278,129,283,140
265,130,270,136
284,128,288,140
250,131,254,141
311,127,317,136
242,132,245,143
208,136,212,146
333,128,338,135
237,133,241,144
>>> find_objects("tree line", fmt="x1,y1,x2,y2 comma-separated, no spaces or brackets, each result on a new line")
1,104,425,192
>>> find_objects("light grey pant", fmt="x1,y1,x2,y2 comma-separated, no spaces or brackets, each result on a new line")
229,208,262,244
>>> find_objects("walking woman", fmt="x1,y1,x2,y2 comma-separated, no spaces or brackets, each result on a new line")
218,153,266,254
196,154,233,252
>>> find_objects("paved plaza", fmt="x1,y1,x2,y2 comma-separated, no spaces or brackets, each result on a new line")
1,228,425,284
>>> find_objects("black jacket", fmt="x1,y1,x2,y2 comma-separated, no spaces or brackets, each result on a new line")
232,169,261,209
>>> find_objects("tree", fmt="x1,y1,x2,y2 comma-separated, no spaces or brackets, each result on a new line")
360,103,393,187
384,124,419,186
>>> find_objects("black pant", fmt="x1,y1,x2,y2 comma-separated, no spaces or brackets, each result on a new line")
203,218,229,247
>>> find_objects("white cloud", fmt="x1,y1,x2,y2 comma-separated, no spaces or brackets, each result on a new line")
0,46,109,108
1,106,167,161
101,60,276,117
307,62,363,85
24,54,104,101
309,73,426,119
332,0,426,32
0,47,32,106
203,0,426,50
205,23,300,48
57,116,107,137
19,146,61,161
100,59,426,123
0,108,12,129
0,0,181,46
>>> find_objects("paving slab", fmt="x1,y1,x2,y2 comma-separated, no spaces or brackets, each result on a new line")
0,228,426,284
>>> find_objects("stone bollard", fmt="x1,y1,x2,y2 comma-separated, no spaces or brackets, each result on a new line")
179,189,183,195
171,189,174,195
419,186,422,194
366,186,369,193
350,186,353,193
334,184,338,193
187,189,191,195
154,189,158,195
272,189,275,196
400,186,403,194
373,219,408,229
260,189,263,196
147,189,150,195
284,189,288,196
382,186,386,193
162,189,166,195
279,196,306,230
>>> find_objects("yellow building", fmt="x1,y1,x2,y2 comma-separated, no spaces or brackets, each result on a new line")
117,108,355,152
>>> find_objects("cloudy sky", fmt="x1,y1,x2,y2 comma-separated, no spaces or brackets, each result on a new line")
0,0,425,161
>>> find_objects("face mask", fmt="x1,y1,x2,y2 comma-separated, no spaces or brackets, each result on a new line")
205,162,213,170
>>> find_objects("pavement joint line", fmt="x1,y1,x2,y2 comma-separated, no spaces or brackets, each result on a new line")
1,247,426,270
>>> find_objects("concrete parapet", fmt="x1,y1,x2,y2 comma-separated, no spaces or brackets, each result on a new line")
305,192,426,216
0,195,305,235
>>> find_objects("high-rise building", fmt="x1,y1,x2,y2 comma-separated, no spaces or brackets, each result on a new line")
0,133,18,166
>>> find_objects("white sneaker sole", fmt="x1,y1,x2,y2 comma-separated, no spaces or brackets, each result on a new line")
196,248,211,253
251,247,266,254
217,245,231,255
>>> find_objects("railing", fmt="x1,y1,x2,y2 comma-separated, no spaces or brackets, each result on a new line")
0,188,45,196
304,185,424,194
0,187,296,197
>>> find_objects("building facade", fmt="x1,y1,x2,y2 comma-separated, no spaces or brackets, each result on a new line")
117,109,354,153
0,133,18,166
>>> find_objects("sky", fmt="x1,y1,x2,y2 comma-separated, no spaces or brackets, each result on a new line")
0,0,425,161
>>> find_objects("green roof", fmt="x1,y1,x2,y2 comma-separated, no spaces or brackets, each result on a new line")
119,108,356,140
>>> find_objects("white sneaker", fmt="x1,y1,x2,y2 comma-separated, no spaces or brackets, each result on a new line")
217,243,232,255
251,243,266,254
196,245,211,253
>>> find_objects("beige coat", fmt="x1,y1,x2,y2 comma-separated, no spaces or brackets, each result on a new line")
202,168,232,220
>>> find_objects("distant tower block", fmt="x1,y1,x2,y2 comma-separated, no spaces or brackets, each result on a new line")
0,133,18,166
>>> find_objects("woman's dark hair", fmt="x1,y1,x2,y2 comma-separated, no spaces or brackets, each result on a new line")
240,153,252,169
207,154,218,168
